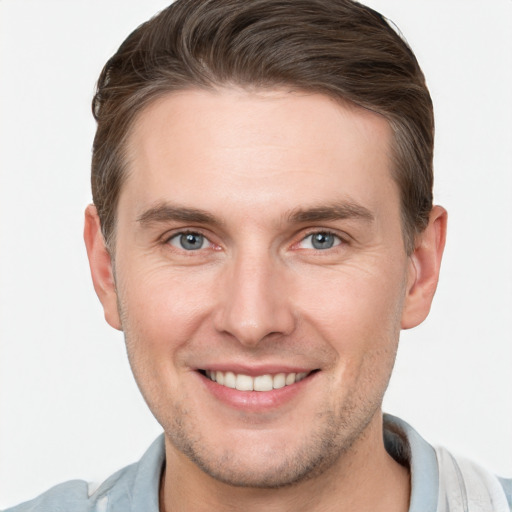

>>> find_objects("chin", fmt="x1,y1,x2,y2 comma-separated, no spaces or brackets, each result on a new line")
164,406,366,489
178,440,338,489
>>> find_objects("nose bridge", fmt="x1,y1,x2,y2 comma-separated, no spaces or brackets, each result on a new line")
214,244,295,346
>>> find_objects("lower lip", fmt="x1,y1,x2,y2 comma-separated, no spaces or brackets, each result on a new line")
199,372,316,411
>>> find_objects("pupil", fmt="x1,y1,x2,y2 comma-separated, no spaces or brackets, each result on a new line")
180,233,203,250
312,232,334,249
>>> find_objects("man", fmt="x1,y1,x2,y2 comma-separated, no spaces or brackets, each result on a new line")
4,0,511,511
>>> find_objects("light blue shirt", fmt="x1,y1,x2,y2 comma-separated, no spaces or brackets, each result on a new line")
4,415,511,511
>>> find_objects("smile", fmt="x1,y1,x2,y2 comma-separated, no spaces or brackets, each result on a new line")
202,370,311,392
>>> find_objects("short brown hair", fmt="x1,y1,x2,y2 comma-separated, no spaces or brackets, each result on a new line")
92,0,434,253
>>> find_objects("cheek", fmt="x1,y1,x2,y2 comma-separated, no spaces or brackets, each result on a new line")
116,261,218,358
114,266,212,413
295,262,407,345
303,265,405,406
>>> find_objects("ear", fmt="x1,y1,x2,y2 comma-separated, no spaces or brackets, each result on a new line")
83,204,122,330
401,205,447,329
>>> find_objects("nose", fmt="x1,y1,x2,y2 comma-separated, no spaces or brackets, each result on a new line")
213,249,296,347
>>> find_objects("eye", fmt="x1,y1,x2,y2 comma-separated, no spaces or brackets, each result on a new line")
168,232,210,251
299,231,342,250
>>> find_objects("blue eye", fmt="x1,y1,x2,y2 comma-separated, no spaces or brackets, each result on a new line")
300,232,341,250
168,232,208,251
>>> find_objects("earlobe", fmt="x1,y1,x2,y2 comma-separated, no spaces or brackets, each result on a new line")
401,205,447,330
83,204,123,331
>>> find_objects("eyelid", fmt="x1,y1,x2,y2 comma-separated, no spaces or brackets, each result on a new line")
162,227,208,242
160,227,348,252
170,232,204,249
294,229,347,250
163,229,218,251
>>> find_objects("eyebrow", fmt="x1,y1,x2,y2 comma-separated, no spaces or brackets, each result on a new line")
136,200,374,229
286,202,375,224
137,204,220,227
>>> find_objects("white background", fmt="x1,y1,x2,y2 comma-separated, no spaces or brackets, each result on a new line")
0,0,511,508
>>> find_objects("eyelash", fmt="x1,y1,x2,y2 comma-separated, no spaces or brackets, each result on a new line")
163,228,347,254
165,230,215,251
296,230,344,251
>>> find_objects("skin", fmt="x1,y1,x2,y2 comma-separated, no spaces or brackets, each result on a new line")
84,88,446,511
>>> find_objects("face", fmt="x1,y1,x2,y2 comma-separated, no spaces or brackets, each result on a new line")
93,88,418,487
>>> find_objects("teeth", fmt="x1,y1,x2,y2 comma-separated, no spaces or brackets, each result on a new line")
272,373,286,389
254,374,273,391
285,373,296,385
236,374,253,391
224,371,236,388
204,370,310,391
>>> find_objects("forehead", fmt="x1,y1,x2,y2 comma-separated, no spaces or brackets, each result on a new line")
121,88,397,221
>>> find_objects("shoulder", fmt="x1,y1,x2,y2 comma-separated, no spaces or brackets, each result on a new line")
384,414,512,512
1,470,134,512
2,435,165,512
435,446,512,511
498,477,512,509
2,480,91,512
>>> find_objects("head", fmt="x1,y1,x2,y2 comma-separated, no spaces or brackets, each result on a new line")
85,0,446,494
91,0,434,255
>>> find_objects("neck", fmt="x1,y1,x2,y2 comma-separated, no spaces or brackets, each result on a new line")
159,413,410,512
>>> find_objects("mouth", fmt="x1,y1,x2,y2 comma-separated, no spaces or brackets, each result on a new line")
199,369,317,392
